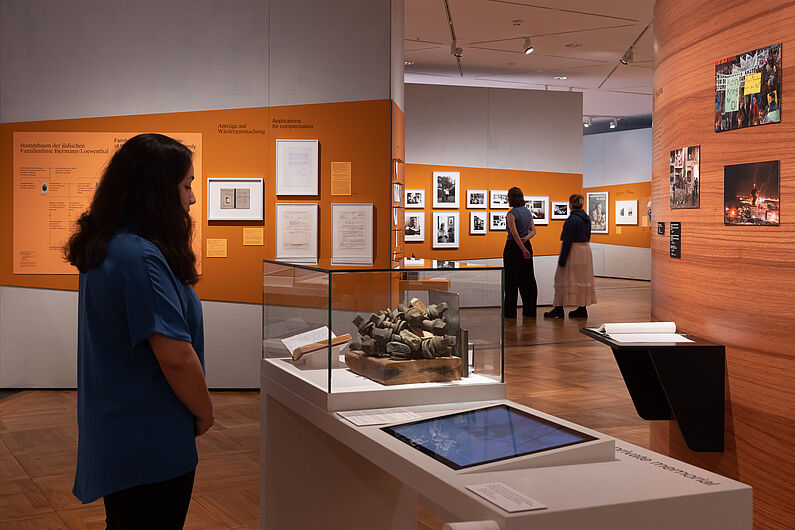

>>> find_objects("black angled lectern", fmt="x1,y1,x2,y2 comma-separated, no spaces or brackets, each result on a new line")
580,327,725,452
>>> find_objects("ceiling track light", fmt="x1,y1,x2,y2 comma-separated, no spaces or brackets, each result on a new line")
451,40,463,58
609,119,618,129
619,47,634,65
583,117,592,128
523,37,534,55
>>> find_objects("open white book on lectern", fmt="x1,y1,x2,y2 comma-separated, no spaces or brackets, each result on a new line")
595,322,693,343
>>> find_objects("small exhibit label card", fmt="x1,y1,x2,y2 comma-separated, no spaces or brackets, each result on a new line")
337,407,420,426
466,483,547,513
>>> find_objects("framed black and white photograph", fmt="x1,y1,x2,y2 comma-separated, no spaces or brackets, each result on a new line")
433,171,460,208
432,260,459,269
403,257,425,267
587,192,609,234
404,211,425,242
490,211,507,231
467,190,487,209
207,178,264,221
669,144,700,209
551,201,569,220
405,189,425,209
615,200,638,225
275,139,319,196
490,190,509,209
432,211,459,248
470,211,487,235
524,196,549,225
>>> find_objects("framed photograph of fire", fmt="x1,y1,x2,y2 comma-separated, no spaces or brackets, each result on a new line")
724,160,779,225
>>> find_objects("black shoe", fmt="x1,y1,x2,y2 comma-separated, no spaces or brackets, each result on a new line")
568,307,588,318
543,307,564,319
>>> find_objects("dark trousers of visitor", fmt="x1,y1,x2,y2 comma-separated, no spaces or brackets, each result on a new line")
103,469,195,530
503,239,538,318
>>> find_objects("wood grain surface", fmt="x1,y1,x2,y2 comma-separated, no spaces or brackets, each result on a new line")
652,2,795,527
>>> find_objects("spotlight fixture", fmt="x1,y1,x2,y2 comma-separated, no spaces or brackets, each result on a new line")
619,48,634,65
609,119,618,129
451,41,463,58
404,60,415,66
583,117,592,128
553,75,567,80
523,37,534,55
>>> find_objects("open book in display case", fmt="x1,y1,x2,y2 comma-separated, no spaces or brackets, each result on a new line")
262,259,507,411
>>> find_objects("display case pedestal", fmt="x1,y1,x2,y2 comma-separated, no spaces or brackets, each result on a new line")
262,392,417,529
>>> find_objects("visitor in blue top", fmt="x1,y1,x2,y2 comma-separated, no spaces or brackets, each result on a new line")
65,133,213,529
503,186,538,319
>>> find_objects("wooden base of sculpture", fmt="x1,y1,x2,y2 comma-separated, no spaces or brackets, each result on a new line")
345,350,462,385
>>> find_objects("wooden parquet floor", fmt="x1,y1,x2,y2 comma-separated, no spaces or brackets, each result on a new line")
0,278,650,529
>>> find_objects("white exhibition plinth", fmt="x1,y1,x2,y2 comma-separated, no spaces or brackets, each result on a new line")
260,359,751,529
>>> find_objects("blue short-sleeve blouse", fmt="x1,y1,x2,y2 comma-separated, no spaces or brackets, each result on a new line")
73,230,204,503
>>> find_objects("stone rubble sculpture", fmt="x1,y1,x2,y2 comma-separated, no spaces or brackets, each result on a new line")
349,300,456,360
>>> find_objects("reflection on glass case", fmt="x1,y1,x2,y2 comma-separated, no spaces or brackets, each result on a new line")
262,260,504,401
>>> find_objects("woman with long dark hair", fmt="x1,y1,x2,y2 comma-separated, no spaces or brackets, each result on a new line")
503,186,538,319
66,134,212,528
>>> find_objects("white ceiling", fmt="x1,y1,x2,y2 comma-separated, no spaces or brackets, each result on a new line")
404,0,654,122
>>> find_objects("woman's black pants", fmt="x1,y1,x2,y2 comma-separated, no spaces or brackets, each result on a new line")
103,469,195,529
503,240,538,318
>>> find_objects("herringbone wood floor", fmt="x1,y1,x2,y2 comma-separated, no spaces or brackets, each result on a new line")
0,278,650,529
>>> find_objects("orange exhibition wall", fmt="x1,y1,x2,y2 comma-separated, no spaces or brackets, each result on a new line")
404,163,583,260
584,181,652,248
0,100,394,304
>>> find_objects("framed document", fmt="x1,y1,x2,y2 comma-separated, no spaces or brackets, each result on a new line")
275,203,318,264
524,196,549,225
207,178,264,221
405,189,425,208
276,139,319,195
470,211,487,235
551,201,569,220
432,211,459,248
433,171,460,208
404,211,425,242
331,203,373,266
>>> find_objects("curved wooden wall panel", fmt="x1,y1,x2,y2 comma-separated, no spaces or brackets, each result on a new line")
652,1,795,528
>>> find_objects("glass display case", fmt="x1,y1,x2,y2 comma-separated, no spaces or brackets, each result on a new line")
262,259,506,410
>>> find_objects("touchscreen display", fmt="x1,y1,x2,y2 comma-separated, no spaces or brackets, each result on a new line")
381,404,596,470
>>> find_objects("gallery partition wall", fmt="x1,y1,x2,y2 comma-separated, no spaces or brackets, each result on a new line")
652,0,794,527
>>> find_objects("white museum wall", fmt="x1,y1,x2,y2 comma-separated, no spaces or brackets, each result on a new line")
583,128,652,280
0,0,269,122
268,0,403,108
405,84,583,174
582,128,652,188
404,83,580,303
0,286,260,388
590,243,651,281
